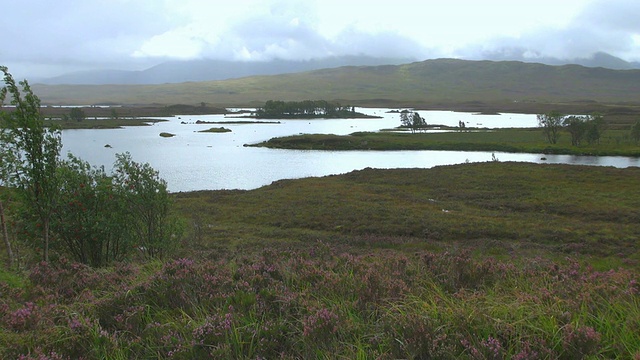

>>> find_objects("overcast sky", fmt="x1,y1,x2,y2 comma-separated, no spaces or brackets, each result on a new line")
2,0,639,79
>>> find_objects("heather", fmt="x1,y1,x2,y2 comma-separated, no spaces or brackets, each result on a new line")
1,162,639,358
1,244,638,359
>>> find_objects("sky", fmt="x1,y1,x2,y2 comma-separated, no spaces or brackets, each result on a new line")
2,0,639,79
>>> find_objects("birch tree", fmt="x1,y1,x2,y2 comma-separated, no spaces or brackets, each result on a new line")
1,66,62,262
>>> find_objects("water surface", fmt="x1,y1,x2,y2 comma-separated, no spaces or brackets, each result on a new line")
61,109,639,192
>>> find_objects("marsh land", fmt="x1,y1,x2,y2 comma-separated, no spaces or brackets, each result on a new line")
2,162,639,358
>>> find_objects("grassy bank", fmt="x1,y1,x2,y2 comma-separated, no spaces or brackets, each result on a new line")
1,163,639,358
45,117,166,129
251,128,640,156
173,162,640,262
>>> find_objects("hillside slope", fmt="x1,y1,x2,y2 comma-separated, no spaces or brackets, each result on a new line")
32,59,640,107
38,56,412,85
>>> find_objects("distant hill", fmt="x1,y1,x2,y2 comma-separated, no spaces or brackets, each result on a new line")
38,52,640,86
33,58,640,107
38,56,413,85
571,52,640,70
484,51,640,70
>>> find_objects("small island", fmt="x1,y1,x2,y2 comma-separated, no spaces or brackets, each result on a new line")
252,100,380,119
159,132,176,137
198,127,232,133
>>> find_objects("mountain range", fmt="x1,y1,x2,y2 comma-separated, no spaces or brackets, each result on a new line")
32,57,640,107
480,51,640,71
37,52,640,86
38,56,413,85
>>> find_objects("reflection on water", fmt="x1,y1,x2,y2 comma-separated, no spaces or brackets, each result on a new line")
60,108,639,192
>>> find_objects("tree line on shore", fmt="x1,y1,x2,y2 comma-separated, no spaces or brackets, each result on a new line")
538,111,640,146
401,108,640,146
255,100,356,118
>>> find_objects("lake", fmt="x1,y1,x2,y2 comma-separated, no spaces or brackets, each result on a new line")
60,108,640,192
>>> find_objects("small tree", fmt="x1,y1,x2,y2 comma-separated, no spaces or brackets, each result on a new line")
631,121,640,144
411,112,427,133
0,200,13,269
400,110,412,129
112,152,182,258
537,111,564,144
585,114,605,145
2,77,27,269
400,110,426,133
537,111,563,144
563,115,587,146
53,154,131,266
69,107,85,122
1,66,61,262
0,128,16,268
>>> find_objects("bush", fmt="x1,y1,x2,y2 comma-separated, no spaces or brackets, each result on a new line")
112,152,183,259
50,153,183,266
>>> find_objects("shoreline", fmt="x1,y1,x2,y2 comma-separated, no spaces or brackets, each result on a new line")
248,128,640,157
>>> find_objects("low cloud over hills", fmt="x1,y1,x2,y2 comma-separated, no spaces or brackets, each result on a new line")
36,52,640,86
37,56,413,85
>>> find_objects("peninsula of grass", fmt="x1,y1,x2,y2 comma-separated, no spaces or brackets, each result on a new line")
45,117,165,129
250,112,379,120
250,128,640,156
198,126,232,133
193,120,280,124
2,162,639,358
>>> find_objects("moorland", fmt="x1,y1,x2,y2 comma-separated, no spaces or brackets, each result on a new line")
1,59,640,358
2,163,639,358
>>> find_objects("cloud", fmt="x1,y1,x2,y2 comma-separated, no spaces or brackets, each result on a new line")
572,0,640,60
204,4,332,61
331,28,432,59
3,0,639,79
576,0,640,33
461,0,640,62
131,0,428,62
131,2,324,60
1,0,173,64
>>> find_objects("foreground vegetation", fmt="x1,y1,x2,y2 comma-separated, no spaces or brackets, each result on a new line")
1,67,180,268
1,238,637,359
1,162,639,358
251,127,640,156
